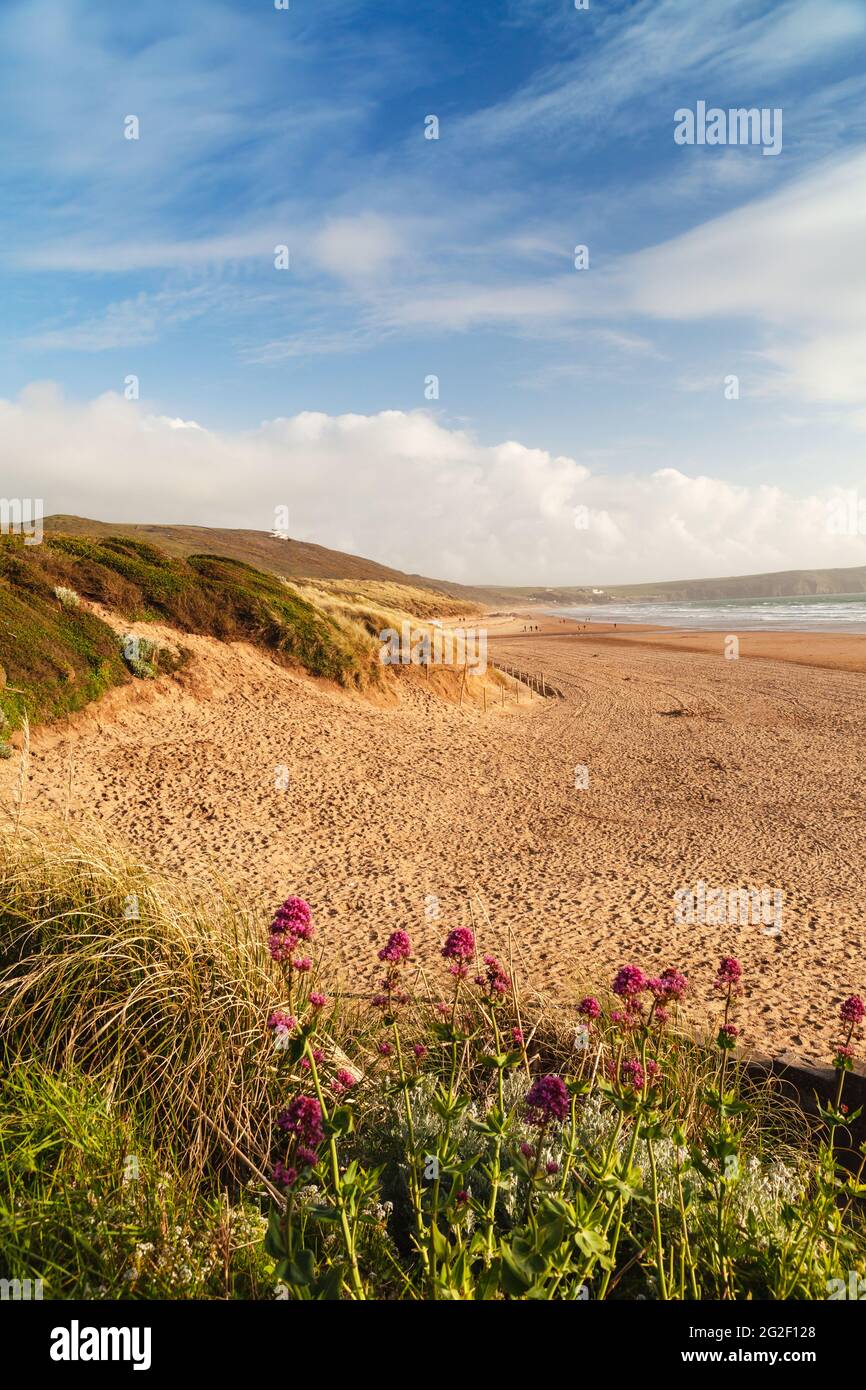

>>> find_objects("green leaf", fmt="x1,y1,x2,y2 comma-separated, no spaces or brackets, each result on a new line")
499,1245,533,1294
287,1248,316,1285
430,1221,450,1261
265,1206,287,1259
574,1228,609,1260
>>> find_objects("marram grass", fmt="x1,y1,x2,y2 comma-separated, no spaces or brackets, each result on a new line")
1,828,864,1300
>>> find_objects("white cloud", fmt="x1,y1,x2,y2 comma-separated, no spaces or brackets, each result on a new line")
311,213,406,282
1,386,863,584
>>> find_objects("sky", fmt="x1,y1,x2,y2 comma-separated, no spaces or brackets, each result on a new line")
2,0,866,584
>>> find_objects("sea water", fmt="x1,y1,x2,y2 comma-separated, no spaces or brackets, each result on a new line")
555,593,866,633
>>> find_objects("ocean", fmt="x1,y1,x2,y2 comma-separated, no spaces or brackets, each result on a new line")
555,593,866,633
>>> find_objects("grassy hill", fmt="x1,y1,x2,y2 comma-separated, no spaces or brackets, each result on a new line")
602,566,866,601
43,515,504,605
0,533,385,736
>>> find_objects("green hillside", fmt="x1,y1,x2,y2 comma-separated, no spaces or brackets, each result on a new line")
0,533,380,739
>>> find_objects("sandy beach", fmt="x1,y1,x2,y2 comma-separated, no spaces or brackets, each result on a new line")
3,613,864,1064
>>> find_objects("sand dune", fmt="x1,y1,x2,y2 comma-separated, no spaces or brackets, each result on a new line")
2,616,864,1064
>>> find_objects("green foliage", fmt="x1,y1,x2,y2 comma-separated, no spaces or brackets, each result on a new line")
0,532,379,736
0,1063,275,1299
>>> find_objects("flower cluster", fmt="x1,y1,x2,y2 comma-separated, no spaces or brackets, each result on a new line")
373,930,412,1009
273,1094,324,1188
612,964,647,998
267,1010,296,1036
268,896,314,967
524,1074,569,1127
378,930,411,964
607,1056,660,1093
277,1095,324,1148
442,927,475,979
578,995,601,1021
832,994,864,1073
475,953,509,997
715,956,742,993
649,968,688,1003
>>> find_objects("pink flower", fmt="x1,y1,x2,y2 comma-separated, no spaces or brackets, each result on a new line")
412,1043,428,1059
270,897,313,939
268,933,293,962
441,927,475,962
524,1074,569,1127
332,1069,357,1095
267,1010,296,1034
715,957,742,989
476,953,510,996
377,1041,392,1057
611,1006,643,1031
299,1047,325,1072
378,930,412,964
612,965,647,998
578,996,601,1020
840,995,865,1025
620,1058,645,1091
649,968,687,1003
309,992,326,1008
519,1141,534,1158
545,1160,560,1175
833,1045,855,1070
511,1027,524,1045
272,1160,298,1188
292,956,313,973
720,1023,739,1041
277,1095,324,1148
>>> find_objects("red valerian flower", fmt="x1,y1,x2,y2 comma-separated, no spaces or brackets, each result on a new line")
612,965,647,998
378,930,412,963
715,957,742,991
270,897,313,939
524,1074,569,1127
442,927,475,961
277,1095,324,1148
840,995,865,1025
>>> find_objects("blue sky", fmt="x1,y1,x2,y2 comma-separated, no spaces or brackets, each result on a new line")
2,0,866,582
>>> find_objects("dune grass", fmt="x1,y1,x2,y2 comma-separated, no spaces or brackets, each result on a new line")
1,827,864,1300
0,534,388,738
0,535,491,742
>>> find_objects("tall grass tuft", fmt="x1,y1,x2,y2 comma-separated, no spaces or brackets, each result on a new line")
0,828,277,1178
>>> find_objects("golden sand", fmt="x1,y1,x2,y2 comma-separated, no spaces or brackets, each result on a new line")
3,612,864,1064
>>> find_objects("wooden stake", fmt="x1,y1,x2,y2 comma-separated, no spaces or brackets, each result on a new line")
459,664,467,707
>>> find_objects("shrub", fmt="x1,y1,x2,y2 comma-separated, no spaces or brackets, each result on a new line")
53,586,80,609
